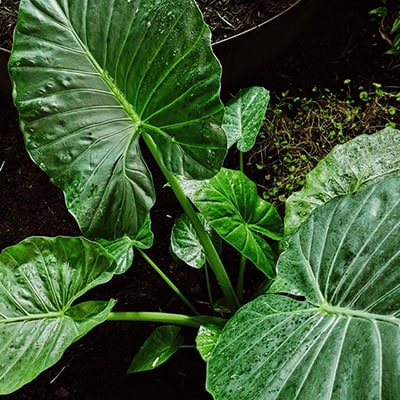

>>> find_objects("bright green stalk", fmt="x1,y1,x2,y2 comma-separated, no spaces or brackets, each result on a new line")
204,262,215,314
108,311,226,329
138,248,200,315
239,151,244,172
141,131,240,313
237,255,246,303
236,150,246,303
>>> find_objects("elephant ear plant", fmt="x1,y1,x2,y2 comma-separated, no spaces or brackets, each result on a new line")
4,0,281,395
3,1,400,399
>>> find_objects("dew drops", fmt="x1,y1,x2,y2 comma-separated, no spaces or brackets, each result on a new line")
61,78,72,88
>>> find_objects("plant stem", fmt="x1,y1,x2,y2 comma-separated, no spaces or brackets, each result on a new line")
204,263,215,314
141,131,240,312
138,248,200,315
107,311,226,329
236,255,246,302
239,151,244,172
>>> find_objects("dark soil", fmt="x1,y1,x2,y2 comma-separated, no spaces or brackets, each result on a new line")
1,0,400,399
0,0,297,49
198,0,296,42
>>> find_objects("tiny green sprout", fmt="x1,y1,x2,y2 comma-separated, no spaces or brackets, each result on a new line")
278,194,286,202
389,107,397,116
359,91,370,101
386,121,397,128
372,83,385,96
369,6,388,17
300,154,309,163
283,153,293,163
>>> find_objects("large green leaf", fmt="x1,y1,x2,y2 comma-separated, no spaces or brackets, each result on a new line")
10,0,226,240
285,127,400,235
0,236,119,394
184,168,283,278
222,86,270,151
207,177,400,400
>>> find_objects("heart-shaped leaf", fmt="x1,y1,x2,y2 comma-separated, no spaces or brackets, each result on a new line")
223,86,270,151
184,168,283,277
170,212,220,268
97,236,134,275
207,177,400,400
10,0,226,240
0,236,119,394
285,127,400,235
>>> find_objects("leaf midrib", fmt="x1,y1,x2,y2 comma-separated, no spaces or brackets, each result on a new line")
0,311,65,324
321,303,400,325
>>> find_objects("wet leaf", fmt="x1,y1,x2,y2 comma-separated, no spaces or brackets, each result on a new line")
97,236,134,274
223,86,270,151
0,236,118,394
196,324,221,362
285,127,400,235
207,177,400,399
10,0,226,240
170,213,220,268
186,168,283,278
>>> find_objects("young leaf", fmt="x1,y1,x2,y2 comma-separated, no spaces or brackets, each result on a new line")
128,325,183,373
170,213,220,268
285,127,400,235
0,236,119,394
196,324,221,362
207,177,400,400
184,168,283,278
97,236,134,275
10,0,226,240
223,87,270,151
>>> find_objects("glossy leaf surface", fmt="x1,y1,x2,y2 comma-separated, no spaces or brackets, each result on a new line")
187,168,282,277
285,127,400,235
97,236,134,274
128,325,183,373
207,177,400,400
10,0,226,240
170,213,219,268
223,86,270,151
196,324,221,362
0,236,118,394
